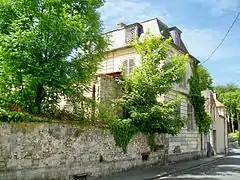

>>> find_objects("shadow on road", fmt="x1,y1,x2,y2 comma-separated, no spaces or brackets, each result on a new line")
164,152,240,180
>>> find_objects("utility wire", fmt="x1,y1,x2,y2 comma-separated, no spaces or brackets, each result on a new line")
201,10,240,65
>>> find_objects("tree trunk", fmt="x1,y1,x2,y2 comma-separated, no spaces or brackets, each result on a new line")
35,84,44,114
229,112,234,133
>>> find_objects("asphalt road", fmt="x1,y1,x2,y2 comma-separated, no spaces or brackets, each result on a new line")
159,150,240,180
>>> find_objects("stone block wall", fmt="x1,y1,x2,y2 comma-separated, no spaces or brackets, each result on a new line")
166,150,206,164
0,122,167,180
168,130,201,154
96,74,122,105
164,90,201,155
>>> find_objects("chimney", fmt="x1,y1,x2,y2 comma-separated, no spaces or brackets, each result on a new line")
169,26,182,46
117,23,126,28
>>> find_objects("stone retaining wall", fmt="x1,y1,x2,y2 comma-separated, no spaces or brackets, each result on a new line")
0,122,167,180
166,150,206,164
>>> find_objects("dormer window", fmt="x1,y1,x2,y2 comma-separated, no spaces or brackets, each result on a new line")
168,26,188,53
169,26,182,47
125,24,143,43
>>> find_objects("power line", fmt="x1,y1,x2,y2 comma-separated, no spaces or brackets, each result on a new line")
201,10,240,65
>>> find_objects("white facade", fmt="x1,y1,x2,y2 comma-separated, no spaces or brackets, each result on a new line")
100,18,194,95
106,18,162,50
214,99,229,153
202,90,228,154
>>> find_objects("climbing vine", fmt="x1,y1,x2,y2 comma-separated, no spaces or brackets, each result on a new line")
189,60,212,133
109,118,137,153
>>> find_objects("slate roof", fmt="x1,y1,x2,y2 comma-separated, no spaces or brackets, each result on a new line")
106,17,189,54
156,19,189,53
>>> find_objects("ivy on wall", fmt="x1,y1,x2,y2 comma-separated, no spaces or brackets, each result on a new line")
189,60,212,134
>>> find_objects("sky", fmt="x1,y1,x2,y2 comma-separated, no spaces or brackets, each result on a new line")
99,0,240,86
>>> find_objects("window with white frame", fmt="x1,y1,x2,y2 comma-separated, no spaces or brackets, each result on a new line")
187,103,194,130
125,24,143,43
122,58,136,75
126,27,136,43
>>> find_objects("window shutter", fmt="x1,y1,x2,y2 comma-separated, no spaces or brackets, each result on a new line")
122,59,128,74
122,58,135,75
128,58,135,74
101,61,107,72
106,59,114,73
187,103,194,130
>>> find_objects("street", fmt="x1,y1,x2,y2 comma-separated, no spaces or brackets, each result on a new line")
159,150,240,180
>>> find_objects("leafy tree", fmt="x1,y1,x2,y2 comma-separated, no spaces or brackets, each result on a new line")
215,84,240,132
0,0,107,115
215,84,238,94
198,65,213,91
215,84,240,145
111,32,188,150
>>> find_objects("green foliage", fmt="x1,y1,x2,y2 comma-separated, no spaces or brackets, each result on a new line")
215,84,239,94
111,32,188,150
189,61,212,133
215,85,240,119
0,0,107,115
197,65,213,91
0,109,28,122
215,85,240,145
229,130,239,139
109,118,138,152
215,85,240,133
229,130,239,147
147,133,157,152
0,108,51,122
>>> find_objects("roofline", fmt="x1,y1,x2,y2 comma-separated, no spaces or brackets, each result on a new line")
105,45,133,53
103,17,200,63
215,99,226,108
169,26,182,33
217,105,225,108
216,104,225,107
140,17,158,24
170,43,200,63
104,17,159,35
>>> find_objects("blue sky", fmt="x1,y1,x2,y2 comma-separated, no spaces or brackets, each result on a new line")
99,0,240,86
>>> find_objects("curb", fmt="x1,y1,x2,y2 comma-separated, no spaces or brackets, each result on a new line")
144,154,226,180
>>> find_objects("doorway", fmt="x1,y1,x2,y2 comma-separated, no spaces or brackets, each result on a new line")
213,130,217,153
